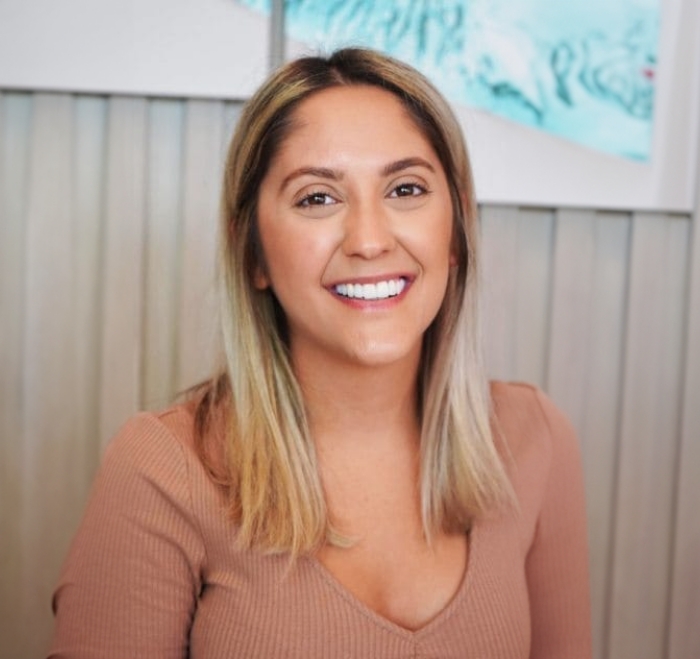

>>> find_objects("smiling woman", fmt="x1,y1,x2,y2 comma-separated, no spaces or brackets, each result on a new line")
48,48,592,658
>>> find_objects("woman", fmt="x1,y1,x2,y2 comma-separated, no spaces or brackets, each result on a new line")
49,48,591,658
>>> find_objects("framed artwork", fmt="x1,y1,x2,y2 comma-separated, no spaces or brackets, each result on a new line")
281,0,700,211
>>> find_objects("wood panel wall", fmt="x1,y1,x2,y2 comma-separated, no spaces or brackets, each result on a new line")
1,91,698,659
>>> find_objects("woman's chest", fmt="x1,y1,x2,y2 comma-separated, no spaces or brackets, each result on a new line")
190,517,531,658
314,529,468,632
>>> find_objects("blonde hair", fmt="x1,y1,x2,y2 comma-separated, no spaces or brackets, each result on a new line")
195,48,512,555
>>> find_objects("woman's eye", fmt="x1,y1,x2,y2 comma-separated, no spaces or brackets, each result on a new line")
390,182,427,198
296,192,336,207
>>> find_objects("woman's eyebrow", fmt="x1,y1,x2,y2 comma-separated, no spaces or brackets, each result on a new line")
381,157,436,176
279,157,435,192
280,167,343,191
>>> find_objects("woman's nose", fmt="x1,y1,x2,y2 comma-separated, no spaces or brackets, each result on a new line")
341,201,396,259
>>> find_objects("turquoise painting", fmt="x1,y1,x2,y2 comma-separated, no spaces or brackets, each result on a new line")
239,0,659,160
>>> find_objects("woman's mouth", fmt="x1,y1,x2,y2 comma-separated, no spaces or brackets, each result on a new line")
332,277,408,301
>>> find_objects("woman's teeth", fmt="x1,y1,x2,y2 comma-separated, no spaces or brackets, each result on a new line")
334,278,406,300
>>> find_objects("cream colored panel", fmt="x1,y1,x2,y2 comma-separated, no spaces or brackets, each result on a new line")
512,208,554,387
176,100,230,391
668,206,700,655
480,205,520,380
98,97,148,447
480,206,554,385
72,96,108,483
547,208,598,424
0,91,32,659
547,206,595,612
549,209,631,659
582,212,631,659
19,93,77,659
608,214,690,659
142,100,186,409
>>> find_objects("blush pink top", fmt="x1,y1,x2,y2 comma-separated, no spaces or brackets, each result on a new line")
49,382,592,658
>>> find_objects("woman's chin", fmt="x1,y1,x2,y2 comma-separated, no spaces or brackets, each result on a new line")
338,337,423,370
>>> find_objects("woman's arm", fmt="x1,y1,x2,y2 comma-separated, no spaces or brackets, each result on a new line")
526,389,592,659
49,413,206,659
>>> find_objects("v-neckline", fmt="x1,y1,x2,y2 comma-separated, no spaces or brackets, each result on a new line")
306,520,479,640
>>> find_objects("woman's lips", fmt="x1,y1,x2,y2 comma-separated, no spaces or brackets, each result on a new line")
333,277,407,301
327,275,414,306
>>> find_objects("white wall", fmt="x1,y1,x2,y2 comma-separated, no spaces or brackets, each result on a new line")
0,0,269,98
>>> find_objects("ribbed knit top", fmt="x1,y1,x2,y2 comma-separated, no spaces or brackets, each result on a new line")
48,381,592,658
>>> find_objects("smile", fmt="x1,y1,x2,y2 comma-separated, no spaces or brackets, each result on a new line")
333,278,407,301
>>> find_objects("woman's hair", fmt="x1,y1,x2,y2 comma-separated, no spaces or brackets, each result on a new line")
195,47,512,555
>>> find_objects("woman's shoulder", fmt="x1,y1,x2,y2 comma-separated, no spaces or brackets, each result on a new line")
103,402,199,466
488,381,587,561
96,399,229,499
488,380,581,472
490,380,575,436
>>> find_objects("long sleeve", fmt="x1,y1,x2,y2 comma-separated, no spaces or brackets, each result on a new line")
525,389,592,658
49,413,207,659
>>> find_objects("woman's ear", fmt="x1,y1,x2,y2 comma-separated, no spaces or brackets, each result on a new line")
253,266,270,290
252,240,270,289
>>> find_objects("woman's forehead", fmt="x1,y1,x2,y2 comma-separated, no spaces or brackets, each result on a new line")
270,85,439,173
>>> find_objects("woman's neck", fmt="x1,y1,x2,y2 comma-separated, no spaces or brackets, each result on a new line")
291,345,422,451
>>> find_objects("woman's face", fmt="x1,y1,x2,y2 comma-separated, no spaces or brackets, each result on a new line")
255,84,454,370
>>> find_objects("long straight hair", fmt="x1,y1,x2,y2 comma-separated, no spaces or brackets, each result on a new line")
195,48,513,555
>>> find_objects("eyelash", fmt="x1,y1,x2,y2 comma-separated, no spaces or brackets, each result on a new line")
295,191,336,207
390,182,428,198
295,181,429,207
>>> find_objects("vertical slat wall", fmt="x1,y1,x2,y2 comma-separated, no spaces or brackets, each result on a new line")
20,93,76,656
668,119,700,659
98,97,149,446
609,214,689,659
0,92,32,659
0,92,698,659
0,92,239,659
